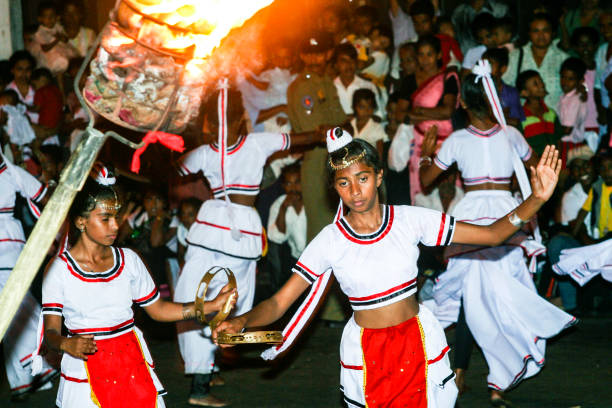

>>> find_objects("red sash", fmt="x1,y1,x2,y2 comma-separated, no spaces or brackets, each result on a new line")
361,316,427,408
84,331,157,408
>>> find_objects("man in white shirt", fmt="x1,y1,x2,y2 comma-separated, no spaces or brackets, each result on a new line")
267,163,307,288
333,43,383,119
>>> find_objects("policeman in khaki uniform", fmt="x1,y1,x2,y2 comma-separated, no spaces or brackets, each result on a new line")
287,33,347,323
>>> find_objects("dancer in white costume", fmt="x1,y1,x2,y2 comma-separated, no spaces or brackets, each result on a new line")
173,87,324,406
553,238,612,285
37,164,236,408
420,60,576,406
213,126,563,408
0,154,57,400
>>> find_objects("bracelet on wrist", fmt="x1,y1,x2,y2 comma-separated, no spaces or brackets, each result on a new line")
508,211,526,227
419,156,433,167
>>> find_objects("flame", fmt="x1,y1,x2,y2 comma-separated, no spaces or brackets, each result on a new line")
126,0,273,59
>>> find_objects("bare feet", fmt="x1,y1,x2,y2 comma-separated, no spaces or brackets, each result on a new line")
188,394,229,407
490,389,514,407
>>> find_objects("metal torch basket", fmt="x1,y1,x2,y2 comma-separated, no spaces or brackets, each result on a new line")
195,267,283,345
80,0,206,134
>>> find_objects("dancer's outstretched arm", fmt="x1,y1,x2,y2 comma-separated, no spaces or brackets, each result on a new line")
452,145,561,246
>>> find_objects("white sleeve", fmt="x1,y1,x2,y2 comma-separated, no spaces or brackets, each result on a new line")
253,132,291,159
42,260,65,316
11,164,46,203
267,195,289,244
126,210,140,229
405,206,456,247
388,124,414,172
127,249,160,307
507,127,533,161
433,135,457,170
177,145,206,176
292,228,333,285
169,215,180,228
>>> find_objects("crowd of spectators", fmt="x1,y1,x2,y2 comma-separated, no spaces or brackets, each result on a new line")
2,0,612,370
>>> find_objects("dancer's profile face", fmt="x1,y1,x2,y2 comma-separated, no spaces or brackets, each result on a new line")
333,161,382,214
76,202,119,247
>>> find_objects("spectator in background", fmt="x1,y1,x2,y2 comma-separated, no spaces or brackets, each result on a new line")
319,6,349,46
559,0,601,51
31,68,63,146
503,13,569,112
437,16,457,39
571,27,602,141
61,1,96,58
558,57,592,165
267,163,306,289
392,42,418,95
410,0,463,69
414,167,463,213
361,26,392,87
37,144,65,187
349,89,388,158
31,2,78,77
482,47,525,128
451,0,509,52
548,146,595,313
6,51,38,124
389,0,417,48
518,70,563,156
595,6,612,138
343,6,377,69
492,16,515,52
460,13,497,76
333,44,382,119
240,42,297,134
397,35,459,201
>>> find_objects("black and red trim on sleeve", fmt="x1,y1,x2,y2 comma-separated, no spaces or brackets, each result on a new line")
31,184,47,203
42,303,63,316
133,288,160,307
292,261,321,284
435,213,456,246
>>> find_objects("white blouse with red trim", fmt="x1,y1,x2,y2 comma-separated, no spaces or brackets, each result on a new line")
42,247,159,339
434,125,532,186
177,132,290,198
0,161,46,223
293,205,456,311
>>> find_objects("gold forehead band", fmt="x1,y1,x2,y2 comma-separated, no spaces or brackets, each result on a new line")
328,147,366,171
90,188,121,212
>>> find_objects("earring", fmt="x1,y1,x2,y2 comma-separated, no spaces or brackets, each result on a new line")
79,226,85,232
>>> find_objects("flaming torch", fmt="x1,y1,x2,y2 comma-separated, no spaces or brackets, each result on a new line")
0,0,274,340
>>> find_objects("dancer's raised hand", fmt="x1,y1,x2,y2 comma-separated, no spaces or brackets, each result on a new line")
530,145,562,202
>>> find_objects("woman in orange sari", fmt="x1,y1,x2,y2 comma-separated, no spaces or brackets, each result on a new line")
396,35,460,201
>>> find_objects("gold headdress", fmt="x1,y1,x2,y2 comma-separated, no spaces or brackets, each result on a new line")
328,147,366,171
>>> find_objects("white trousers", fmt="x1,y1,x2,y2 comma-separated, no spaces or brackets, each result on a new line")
1,242,55,395
174,247,256,374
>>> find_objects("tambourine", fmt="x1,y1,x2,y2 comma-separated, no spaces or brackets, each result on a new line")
195,266,283,345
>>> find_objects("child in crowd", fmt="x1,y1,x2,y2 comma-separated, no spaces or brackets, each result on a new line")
37,144,65,187
333,43,382,118
241,42,297,133
31,68,63,146
492,16,515,52
483,47,525,127
344,6,377,69
518,69,563,156
31,2,77,76
6,51,38,124
319,6,349,46
361,26,392,86
461,13,497,75
571,27,601,138
0,90,36,167
167,197,202,290
410,0,463,68
349,88,388,158
437,16,456,39
267,162,306,289
558,58,592,166
392,42,418,95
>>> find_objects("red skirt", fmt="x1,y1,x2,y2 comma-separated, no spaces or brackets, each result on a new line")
361,316,427,408
84,330,157,408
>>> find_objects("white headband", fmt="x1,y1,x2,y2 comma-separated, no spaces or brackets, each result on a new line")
90,162,116,186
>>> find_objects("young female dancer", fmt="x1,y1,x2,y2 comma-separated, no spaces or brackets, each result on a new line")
174,88,324,406
419,61,576,406
39,165,236,408
212,125,563,408
0,154,55,400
